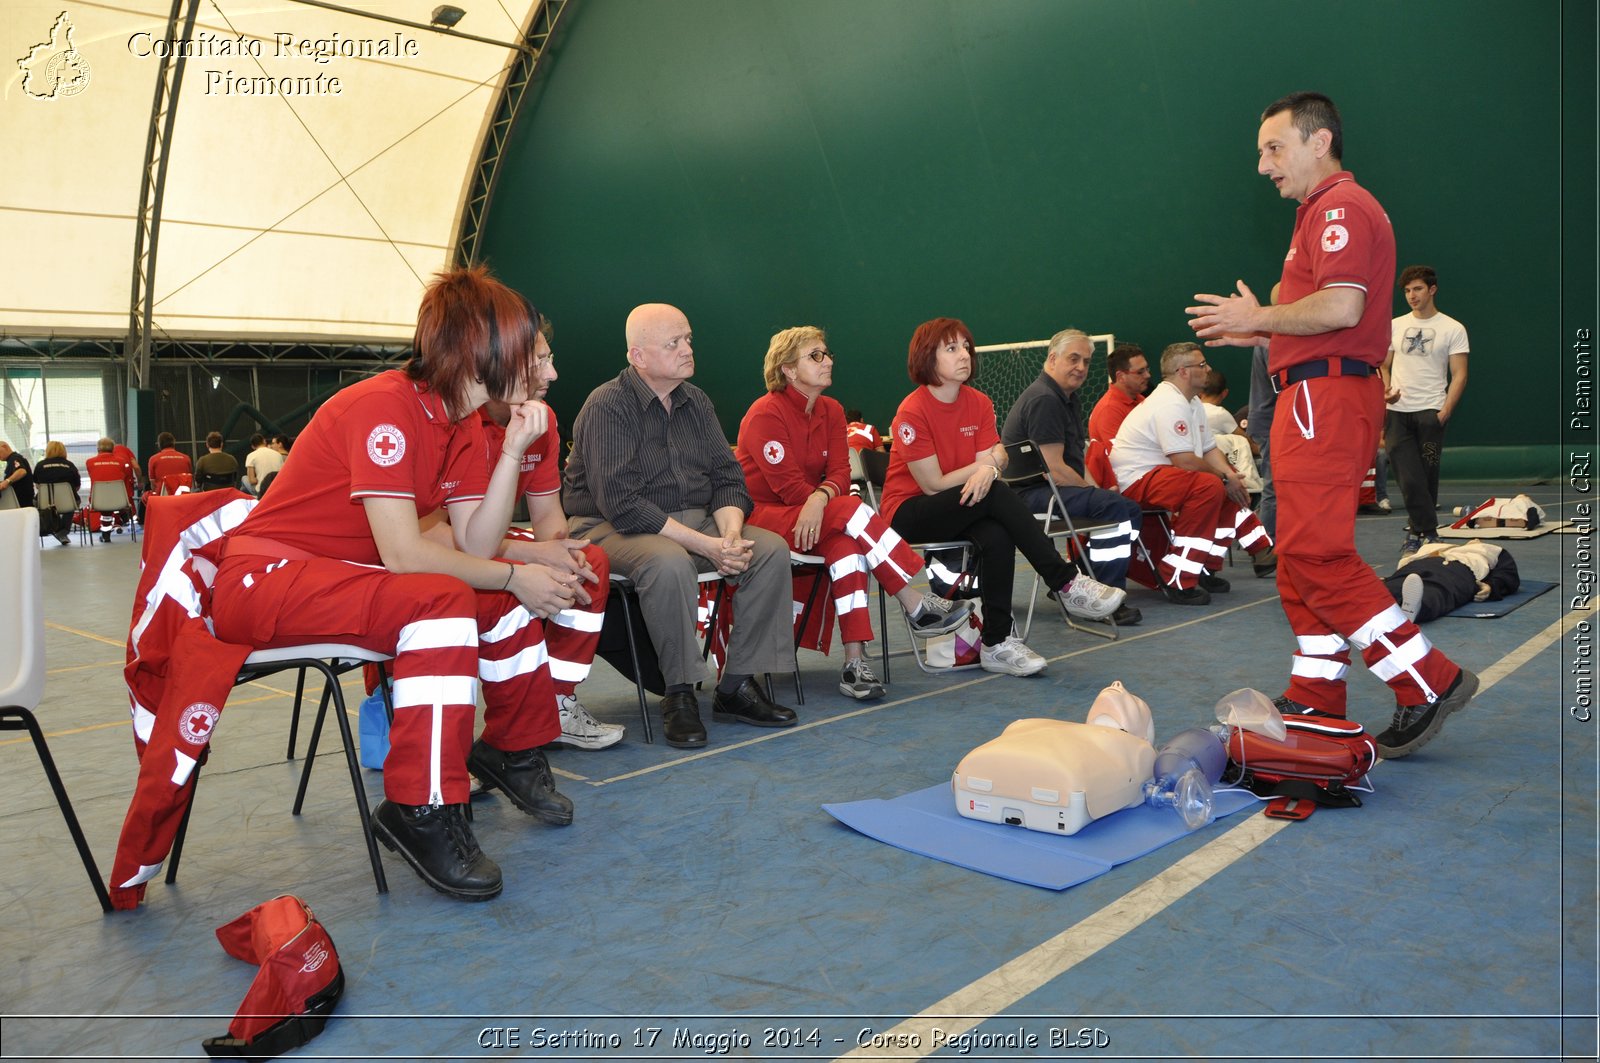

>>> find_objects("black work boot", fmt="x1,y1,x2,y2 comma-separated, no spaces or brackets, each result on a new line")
372,800,502,901
467,740,574,826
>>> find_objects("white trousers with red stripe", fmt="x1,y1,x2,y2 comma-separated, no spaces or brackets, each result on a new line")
1272,374,1460,714
210,554,557,806
1120,465,1273,589
750,495,923,645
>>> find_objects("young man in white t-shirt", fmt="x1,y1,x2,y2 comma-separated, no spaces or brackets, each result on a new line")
1381,265,1470,554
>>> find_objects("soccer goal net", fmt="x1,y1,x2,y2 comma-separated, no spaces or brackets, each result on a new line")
972,333,1115,428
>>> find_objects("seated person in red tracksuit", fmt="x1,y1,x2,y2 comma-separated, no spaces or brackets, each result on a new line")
736,326,975,701
208,266,577,902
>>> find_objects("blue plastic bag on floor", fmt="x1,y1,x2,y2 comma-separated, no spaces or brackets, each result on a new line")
358,686,391,771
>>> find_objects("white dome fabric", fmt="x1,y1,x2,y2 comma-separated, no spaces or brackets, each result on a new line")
2,1,539,343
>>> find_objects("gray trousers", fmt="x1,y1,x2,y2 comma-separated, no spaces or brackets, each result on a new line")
570,508,794,687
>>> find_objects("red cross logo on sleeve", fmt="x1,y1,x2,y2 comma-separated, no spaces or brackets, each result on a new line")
366,423,407,466
763,440,785,464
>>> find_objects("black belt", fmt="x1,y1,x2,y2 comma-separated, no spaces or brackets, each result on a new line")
1273,357,1375,393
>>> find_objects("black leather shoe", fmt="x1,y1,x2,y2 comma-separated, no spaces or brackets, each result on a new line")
661,691,707,749
1162,583,1211,606
466,740,574,826
372,799,502,901
1253,548,1278,577
712,677,798,728
1198,572,1232,594
1109,602,1142,626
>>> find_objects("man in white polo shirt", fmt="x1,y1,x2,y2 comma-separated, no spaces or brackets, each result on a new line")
1111,342,1276,605
1382,265,1469,556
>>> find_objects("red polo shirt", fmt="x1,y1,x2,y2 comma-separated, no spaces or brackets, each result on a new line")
880,385,998,523
477,407,561,501
1088,386,1143,442
236,370,487,565
1269,170,1396,374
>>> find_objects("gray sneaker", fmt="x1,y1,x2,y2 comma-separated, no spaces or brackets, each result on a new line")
839,658,886,700
905,593,975,638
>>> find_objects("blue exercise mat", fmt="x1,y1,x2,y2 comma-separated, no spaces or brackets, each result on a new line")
1444,579,1555,618
823,783,1259,890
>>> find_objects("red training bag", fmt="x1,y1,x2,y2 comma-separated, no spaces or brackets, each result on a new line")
1222,715,1377,817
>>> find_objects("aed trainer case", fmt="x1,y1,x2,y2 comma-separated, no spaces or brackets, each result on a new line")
952,719,1155,835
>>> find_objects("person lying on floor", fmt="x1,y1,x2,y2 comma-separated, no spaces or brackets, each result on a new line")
1386,540,1519,624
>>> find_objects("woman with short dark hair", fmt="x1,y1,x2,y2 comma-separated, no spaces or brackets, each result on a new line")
880,317,1125,676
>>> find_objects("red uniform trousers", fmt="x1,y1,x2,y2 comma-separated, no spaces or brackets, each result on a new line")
1272,373,1460,714
209,554,557,806
1120,465,1272,589
504,530,610,696
749,495,923,645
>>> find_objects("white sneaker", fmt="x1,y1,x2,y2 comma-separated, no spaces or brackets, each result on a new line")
1056,574,1126,620
553,694,624,750
1377,498,1392,512
979,635,1048,676
1399,572,1424,624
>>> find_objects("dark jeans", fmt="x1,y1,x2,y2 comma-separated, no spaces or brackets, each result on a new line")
891,481,1079,645
1015,482,1142,589
1385,408,1446,535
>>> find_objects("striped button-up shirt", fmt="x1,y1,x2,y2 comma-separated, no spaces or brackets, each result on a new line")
563,366,751,535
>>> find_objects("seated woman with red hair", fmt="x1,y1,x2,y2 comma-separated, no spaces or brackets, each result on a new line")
879,317,1125,676
206,266,580,902
736,326,974,700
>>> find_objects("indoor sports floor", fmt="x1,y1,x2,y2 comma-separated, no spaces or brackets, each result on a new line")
2,481,1594,1062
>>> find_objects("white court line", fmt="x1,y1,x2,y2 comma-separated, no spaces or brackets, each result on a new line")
831,601,1595,1061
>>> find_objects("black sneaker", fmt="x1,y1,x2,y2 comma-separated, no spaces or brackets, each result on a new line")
1374,668,1479,759
1272,694,1340,718
1162,583,1211,606
372,800,502,901
1198,572,1232,594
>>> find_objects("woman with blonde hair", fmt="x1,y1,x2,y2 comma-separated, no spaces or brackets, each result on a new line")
736,326,972,699
34,440,81,545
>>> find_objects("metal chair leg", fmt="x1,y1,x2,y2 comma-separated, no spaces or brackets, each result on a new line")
3,710,113,912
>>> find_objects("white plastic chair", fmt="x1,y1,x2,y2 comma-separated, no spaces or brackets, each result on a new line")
88,479,138,543
0,508,113,912
35,481,82,545
0,485,17,510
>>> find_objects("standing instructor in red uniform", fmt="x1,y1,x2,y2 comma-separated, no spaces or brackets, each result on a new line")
1185,92,1476,758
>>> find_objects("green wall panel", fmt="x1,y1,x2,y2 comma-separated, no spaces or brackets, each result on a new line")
482,0,1569,455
